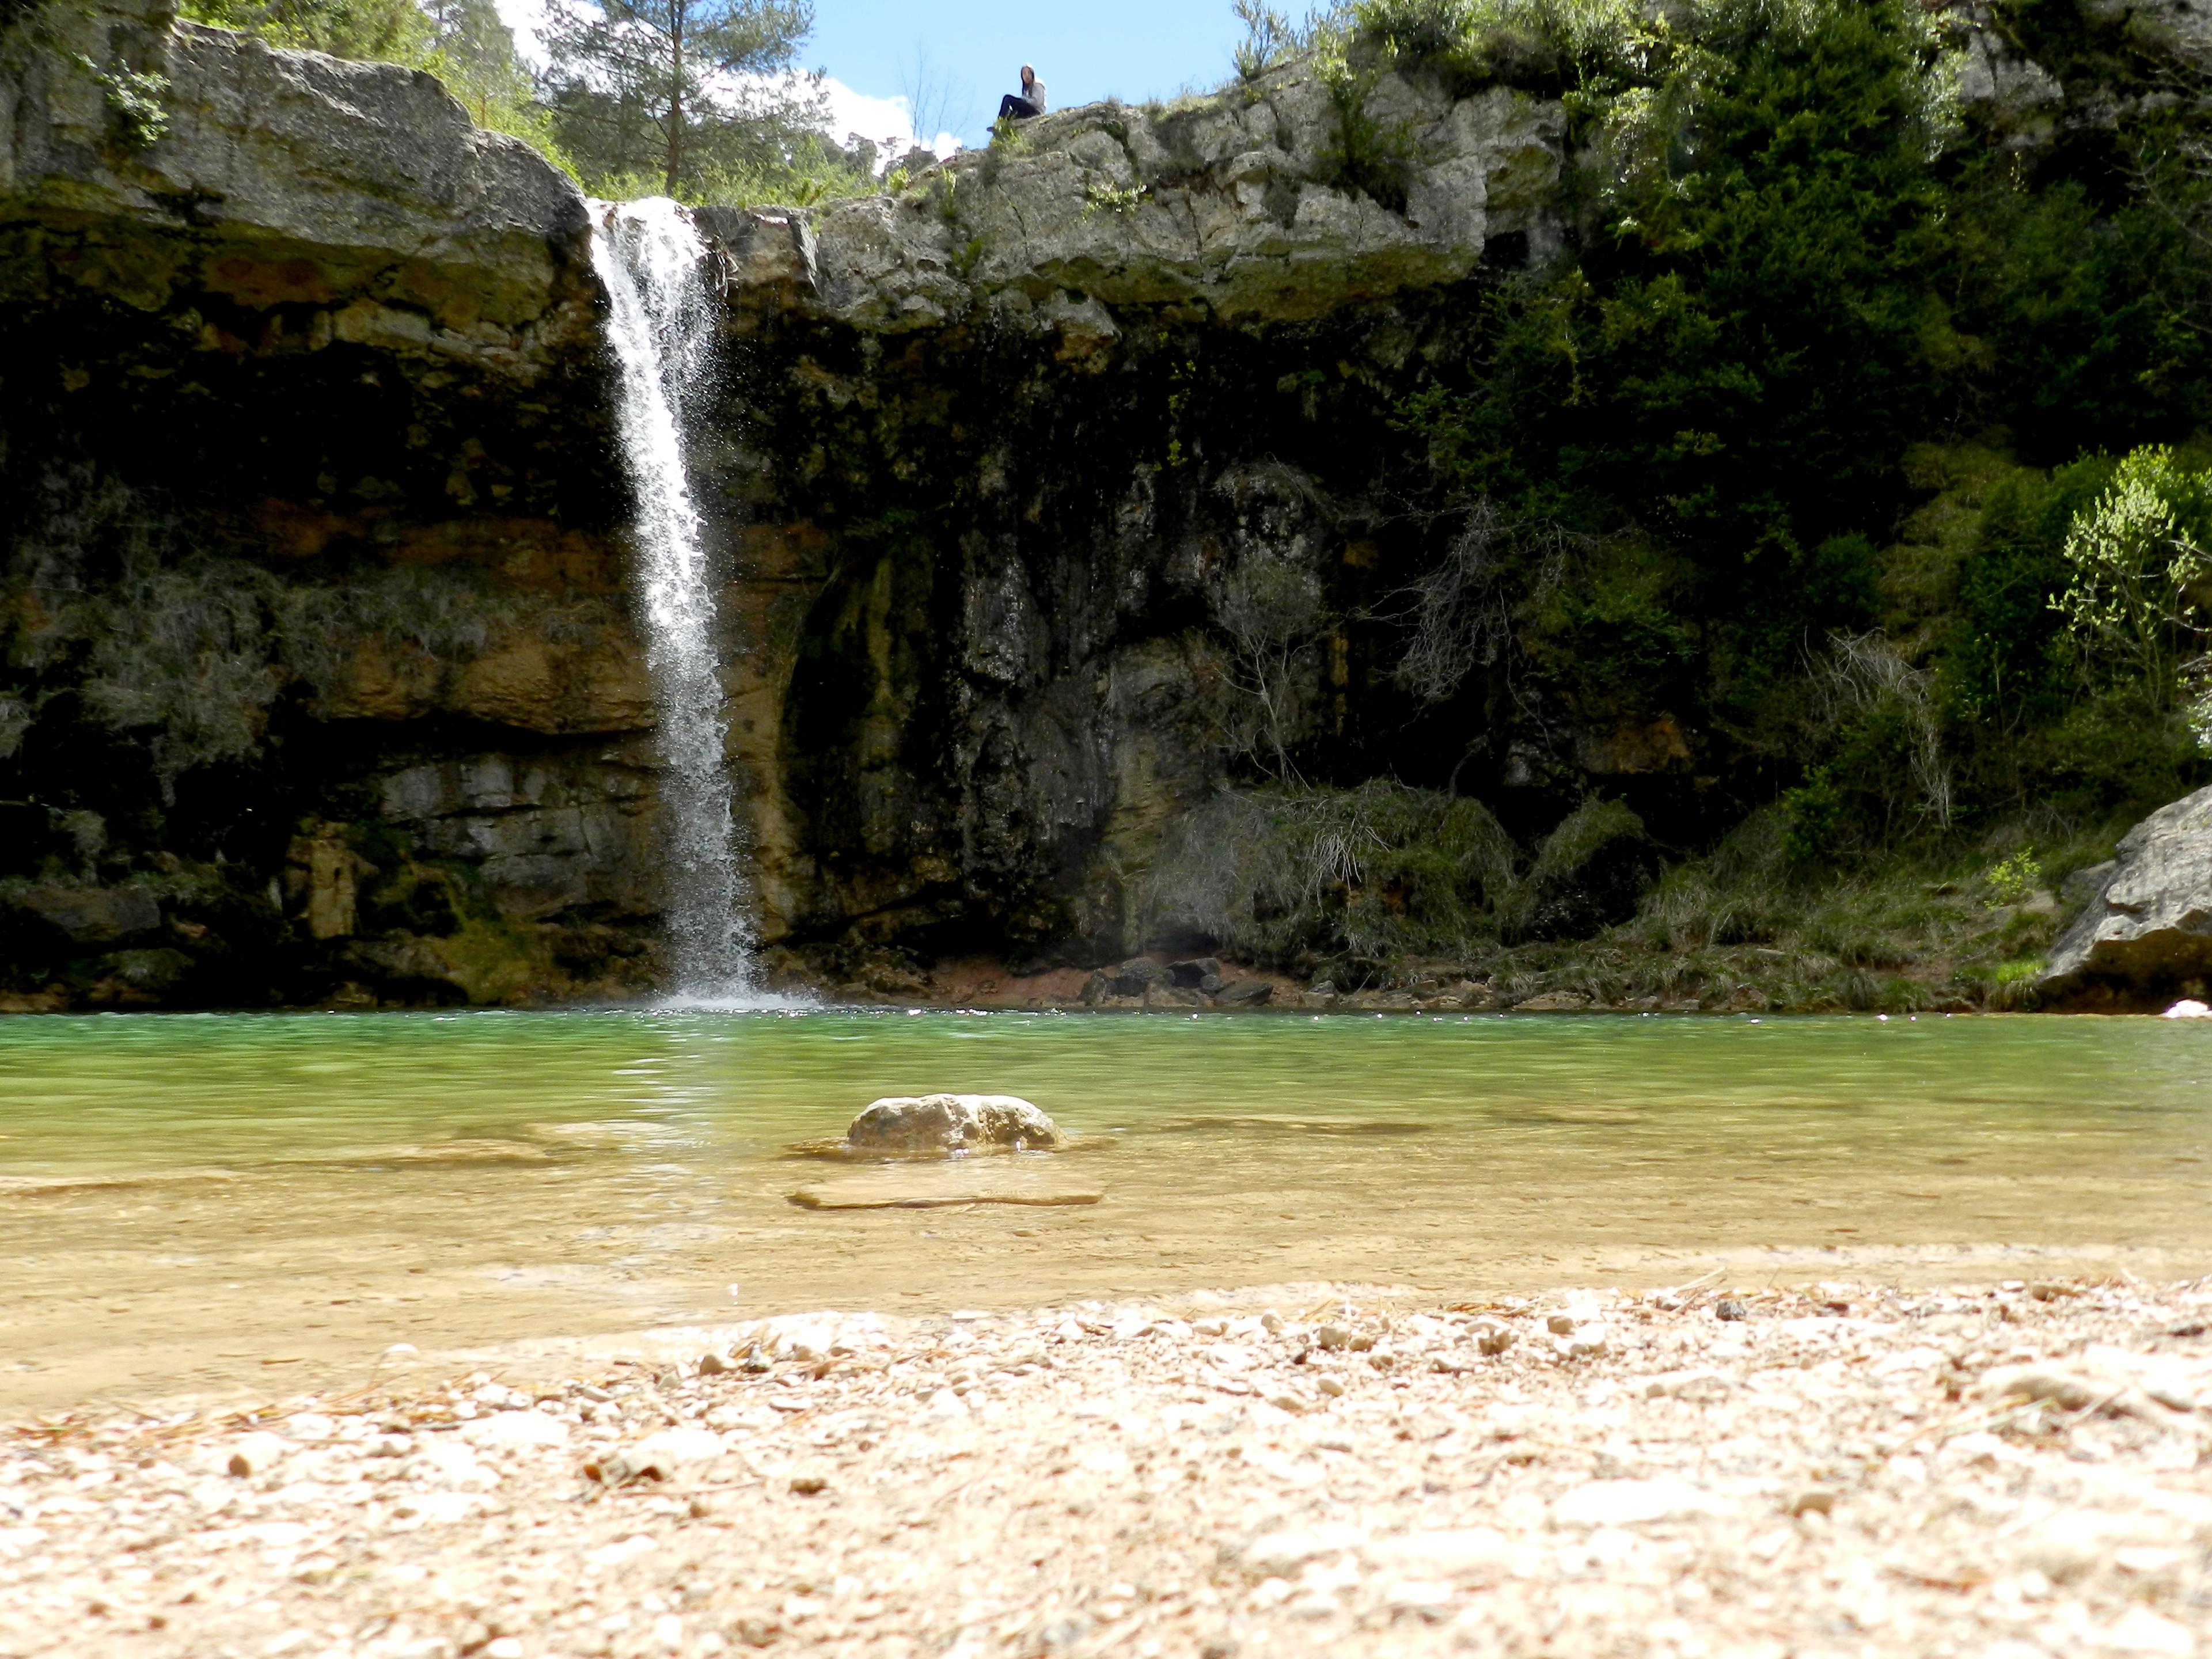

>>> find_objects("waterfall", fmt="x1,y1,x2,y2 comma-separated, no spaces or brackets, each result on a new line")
589,198,753,1001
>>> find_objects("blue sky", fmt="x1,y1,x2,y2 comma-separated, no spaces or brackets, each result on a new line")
496,0,1251,155
803,0,1249,150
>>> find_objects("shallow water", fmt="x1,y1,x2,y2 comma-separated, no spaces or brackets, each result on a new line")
2,1008,2209,1409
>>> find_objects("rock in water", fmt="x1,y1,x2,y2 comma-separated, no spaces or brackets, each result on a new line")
790,1169,1103,1209
2040,786,2212,1006
845,1094,1059,1155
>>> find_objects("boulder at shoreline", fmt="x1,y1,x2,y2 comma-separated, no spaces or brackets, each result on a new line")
2041,785,2212,1007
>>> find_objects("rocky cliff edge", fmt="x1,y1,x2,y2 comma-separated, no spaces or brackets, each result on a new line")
707,69,1562,332
0,0,593,367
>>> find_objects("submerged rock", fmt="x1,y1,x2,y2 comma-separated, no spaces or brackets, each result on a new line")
845,1094,1060,1155
2040,785,2212,1007
790,1170,1102,1209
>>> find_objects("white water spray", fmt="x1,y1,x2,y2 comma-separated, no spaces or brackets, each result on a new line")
589,198,753,1000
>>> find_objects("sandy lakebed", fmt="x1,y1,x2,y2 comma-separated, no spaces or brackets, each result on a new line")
3,1274,2211,1659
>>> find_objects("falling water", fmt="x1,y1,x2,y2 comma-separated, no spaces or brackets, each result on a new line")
589,198,752,1000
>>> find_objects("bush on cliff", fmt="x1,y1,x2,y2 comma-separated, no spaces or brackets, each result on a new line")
1183,0,2212,1001
1146,782,1519,967
179,0,568,162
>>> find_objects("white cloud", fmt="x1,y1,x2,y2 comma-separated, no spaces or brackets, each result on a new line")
818,79,961,161
491,0,556,63
488,0,960,164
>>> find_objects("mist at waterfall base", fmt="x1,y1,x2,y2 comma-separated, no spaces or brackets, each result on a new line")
590,199,795,1010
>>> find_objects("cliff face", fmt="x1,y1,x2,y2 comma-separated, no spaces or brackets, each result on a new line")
0,0,2144,1007
695,69,1569,975
0,0,1587,1007
0,0,647,1006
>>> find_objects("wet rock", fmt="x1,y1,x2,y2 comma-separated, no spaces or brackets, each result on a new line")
789,1170,1103,1209
89,948,193,999
1110,959,1171,997
2041,785,2212,1004
13,884,160,944
1515,990,1591,1012
844,1094,1060,1155
1216,980,1273,1007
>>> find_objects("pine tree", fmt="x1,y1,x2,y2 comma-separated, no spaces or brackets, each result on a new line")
541,0,817,199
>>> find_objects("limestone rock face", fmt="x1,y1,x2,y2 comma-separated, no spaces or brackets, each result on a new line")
1,0,593,363
844,1095,1061,1156
2041,787,2212,1005
2078,0,2212,65
1,0,647,1010
703,69,1563,332
12,882,161,943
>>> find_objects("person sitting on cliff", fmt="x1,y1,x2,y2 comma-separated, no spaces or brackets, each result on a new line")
997,64,1046,122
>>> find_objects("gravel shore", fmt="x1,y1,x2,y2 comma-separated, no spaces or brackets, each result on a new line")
6,1275,2211,1659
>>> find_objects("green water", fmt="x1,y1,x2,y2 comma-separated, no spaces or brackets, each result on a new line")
1,1008,2208,1408
3,1007,2207,1171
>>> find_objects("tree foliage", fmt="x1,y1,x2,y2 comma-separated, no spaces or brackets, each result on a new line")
179,0,563,159
174,0,881,204
538,0,825,200
2055,447,2212,737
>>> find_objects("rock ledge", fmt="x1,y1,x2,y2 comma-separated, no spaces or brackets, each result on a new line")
2041,784,2212,1005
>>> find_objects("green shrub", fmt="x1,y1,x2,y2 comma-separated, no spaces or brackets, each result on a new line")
1985,849,2043,906
2054,445,2212,735
1780,771,1845,866
1146,781,1519,964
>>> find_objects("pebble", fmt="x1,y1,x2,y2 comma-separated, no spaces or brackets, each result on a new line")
223,1430,293,1476
628,1426,726,1476
6,1276,2211,1659
1554,1477,1732,1529
460,1409,570,1451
